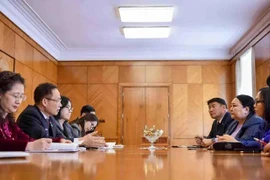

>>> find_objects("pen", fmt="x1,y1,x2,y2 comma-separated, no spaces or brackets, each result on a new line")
253,138,267,145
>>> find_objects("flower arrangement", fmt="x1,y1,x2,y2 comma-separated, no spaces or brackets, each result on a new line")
143,125,163,149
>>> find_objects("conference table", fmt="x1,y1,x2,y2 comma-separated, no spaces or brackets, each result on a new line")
0,147,270,180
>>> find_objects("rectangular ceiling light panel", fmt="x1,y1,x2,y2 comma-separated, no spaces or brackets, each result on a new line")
123,27,171,39
118,7,174,22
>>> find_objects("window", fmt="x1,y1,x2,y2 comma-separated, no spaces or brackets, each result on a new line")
235,48,255,97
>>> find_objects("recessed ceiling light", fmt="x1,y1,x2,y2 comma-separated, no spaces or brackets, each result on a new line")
118,7,174,22
123,27,171,39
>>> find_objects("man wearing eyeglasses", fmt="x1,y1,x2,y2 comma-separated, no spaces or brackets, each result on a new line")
17,83,66,141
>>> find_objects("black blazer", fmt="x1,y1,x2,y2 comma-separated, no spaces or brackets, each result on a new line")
17,105,64,139
207,111,234,138
55,119,79,141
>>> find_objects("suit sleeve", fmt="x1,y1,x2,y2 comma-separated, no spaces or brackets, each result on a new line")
0,139,28,151
236,122,265,148
17,111,48,139
207,121,215,138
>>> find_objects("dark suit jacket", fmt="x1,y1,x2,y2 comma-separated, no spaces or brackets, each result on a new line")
17,105,64,139
55,119,79,141
207,112,234,138
225,113,266,147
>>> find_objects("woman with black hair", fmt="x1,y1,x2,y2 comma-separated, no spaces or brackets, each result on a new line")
70,105,99,137
54,96,79,140
254,75,270,152
54,98,105,147
0,71,52,151
217,94,265,147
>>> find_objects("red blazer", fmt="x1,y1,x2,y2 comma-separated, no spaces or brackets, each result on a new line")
0,120,60,151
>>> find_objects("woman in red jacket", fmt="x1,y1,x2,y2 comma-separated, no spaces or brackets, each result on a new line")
0,71,52,151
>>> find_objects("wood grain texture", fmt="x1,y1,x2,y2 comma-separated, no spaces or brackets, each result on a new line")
145,66,172,83
58,84,88,121
33,49,49,76
46,60,57,83
256,61,270,91
122,87,145,145
15,34,33,69
88,84,118,139
172,66,187,83
187,66,202,83
32,71,48,96
202,65,231,83
145,87,169,136
119,66,145,83
88,66,118,83
0,22,15,57
254,33,270,67
14,61,33,118
58,66,88,83
0,51,14,71
171,84,188,140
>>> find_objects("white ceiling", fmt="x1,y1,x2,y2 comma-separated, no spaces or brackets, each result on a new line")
1,0,270,60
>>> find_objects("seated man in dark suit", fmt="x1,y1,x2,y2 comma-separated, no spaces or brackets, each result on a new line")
17,83,66,140
195,97,234,147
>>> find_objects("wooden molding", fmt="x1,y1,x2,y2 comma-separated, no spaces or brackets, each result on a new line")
230,8,270,61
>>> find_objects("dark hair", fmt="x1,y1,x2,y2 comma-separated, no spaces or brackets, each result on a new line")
258,87,270,123
80,105,95,115
54,96,71,120
207,97,227,108
34,83,57,104
79,113,99,135
266,75,270,87
236,94,255,115
0,71,25,124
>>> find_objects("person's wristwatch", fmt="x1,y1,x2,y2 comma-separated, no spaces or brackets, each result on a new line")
211,138,217,143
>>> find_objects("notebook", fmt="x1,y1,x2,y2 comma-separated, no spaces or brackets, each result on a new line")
28,143,79,153
0,152,30,159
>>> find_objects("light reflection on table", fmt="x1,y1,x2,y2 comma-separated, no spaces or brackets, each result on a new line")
0,147,270,180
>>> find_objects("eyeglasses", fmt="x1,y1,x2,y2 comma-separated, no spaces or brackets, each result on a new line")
7,93,27,101
45,97,62,103
65,106,73,113
255,100,265,104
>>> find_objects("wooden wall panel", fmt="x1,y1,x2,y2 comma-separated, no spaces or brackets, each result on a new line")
0,52,14,71
47,60,57,83
187,66,202,83
0,21,15,57
256,61,270,91
58,66,87,84
171,84,188,139
88,84,118,138
254,33,270,67
171,84,203,139
172,66,187,83
14,61,33,117
202,84,232,135
146,66,172,83
32,71,48,95
119,66,145,83
33,49,49,76
15,34,33,69
145,87,169,136
88,66,118,83
255,32,270,91
58,84,88,121
202,65,231,83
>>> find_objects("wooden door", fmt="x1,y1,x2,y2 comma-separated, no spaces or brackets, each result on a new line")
122,87,169,145
122,88,146,146
145,87,169,137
